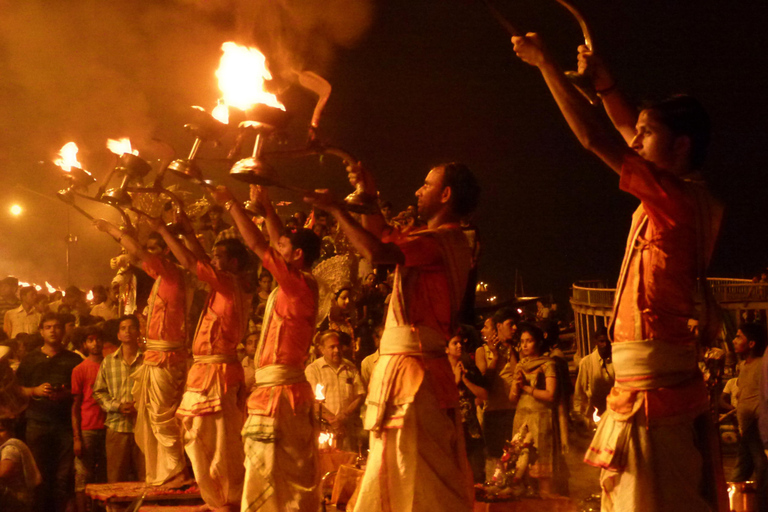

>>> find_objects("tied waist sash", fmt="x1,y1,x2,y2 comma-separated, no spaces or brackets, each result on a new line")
145,339,184,352
378,324,446,357
253,364,307,388
193,354,239,365
584,340,709,472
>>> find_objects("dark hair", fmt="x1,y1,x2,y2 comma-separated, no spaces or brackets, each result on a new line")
85,325,104,340
643,95,710,170
68,327,90,352
438,162,480,217
59,313,76,326
537,319,559,349
518,322,546,355
147,232,168,250
0,277,18,288
214,238,249,272
493,307,520,327
740,323,768,357
334,286,352,300
39,312,62,329
117,314,140,330
102,319,121,345
64,285,84,300
287,228,321,268
19,286,35,299
592,324,608,339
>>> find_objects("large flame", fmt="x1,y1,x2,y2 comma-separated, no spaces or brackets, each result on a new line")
212,101,229,124
54,142,83,172
107,138,139,156
216,42,285,112
314,384,325,401
318,432,334,447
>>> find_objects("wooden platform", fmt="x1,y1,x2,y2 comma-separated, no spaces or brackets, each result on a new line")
85,482,203,512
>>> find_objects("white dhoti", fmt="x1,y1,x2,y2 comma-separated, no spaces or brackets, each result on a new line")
241,364,319,512
178,356,245,510
354,326,473,512
132,341,187,486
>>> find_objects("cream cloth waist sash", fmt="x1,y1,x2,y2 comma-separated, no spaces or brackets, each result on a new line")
612,339,699,389
379,325,446,357
193,354,239,365
253,364,307,388
146,339,184,351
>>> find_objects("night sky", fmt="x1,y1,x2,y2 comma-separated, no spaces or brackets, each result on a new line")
1,0,766,305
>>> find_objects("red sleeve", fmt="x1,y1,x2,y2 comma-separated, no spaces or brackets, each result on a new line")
196,260,234,295
142,255,182,285
261,248,309,297
71,364,83,395
396,235,442,268
619,153,690,229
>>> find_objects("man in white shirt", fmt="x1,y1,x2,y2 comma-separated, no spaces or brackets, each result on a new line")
3,287,40,338
305,331,365,451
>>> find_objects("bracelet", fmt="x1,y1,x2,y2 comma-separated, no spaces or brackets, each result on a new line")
595,82,618,96
223,200,235,212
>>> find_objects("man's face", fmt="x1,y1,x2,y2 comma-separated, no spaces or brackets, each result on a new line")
84,335,103,357
21,290,36,308
631,110,683,172
415,167,447,221
596,335,611,361
321,336,342,366
497,319,517,342
109,285,119,302
145,238,165,256
34,296,49,314
40,319,64,345
211,245,232,272
118,319,140,345
277,236,299,265
381,205,392,219
733,329,753,355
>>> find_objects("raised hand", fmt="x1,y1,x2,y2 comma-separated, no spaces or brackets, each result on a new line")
511,33,549,68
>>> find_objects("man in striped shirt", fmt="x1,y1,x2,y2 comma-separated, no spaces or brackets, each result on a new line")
93,315,145,483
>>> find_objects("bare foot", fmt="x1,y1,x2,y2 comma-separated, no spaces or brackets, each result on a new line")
159,471,196,489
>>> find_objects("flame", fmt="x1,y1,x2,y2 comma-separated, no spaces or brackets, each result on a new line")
45,282,57,294
318,432,334,446
18,281,30,287
35,285,42,292
107,138,138,156
314,383,325,401
216,42,284,111
87,290,94,302
54,142,83,172
212,101,229,124
592,407,601,424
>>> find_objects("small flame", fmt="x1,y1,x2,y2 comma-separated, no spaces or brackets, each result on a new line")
45,282,57,294
216,42,285,112
107,138,138,156
87,290,94,302
54,142,83,172
592,407,601,424
318,432,334,446
18,281,30,287
314,383,325,401
212,101,229,124
35,285,42,292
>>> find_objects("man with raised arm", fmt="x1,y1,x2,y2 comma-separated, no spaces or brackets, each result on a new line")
94,221,189,488
211,184,321,512
306,162,480,512
512,34,725,512
152,212,249,512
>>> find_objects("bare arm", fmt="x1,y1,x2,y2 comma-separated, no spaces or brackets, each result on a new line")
72,394,83,457
250,185,282,248
212,187,270,259
462,375,488,401
94,220,151,262
346,163,388,237
0,459,16,481
512,34,630,175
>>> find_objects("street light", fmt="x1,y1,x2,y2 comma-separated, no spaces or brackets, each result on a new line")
9,204,22,216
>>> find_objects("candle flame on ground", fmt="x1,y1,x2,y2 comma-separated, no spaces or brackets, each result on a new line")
107,138,138,156
314,383,325,401
216,42,284,112
54,142,83,172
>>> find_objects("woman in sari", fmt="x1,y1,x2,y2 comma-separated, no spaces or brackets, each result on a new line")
509,323,568,496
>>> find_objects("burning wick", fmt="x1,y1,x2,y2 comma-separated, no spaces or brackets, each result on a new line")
314,384,325,402
593,407,601,424
86,290,94,302
54,142,84,172
107,138,138,157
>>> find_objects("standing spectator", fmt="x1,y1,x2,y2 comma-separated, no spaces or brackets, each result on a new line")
732,323,767,511
573,326,615,424
92,315,145,483
0,418,42,511
476,309,518,481
33,295,50,316
3,287,39,339
306,331,366,451
90,283,118,321
241,331,259,394
0,278,20,322
70,326,106,512
535,300,550,321
16,312,82,512
447,328,487,483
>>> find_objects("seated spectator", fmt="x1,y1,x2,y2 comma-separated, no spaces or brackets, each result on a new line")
0,418,42,511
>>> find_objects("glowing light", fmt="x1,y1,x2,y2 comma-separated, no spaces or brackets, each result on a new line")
212,101,229,124
87,290,94,302
35,285,42,292
18,281,30,287
318,432,334,449
516,308,523,314
54,142,83,172
9,204,22,216
216,42,284,111
107,138,138,156
593,407,601,424
314,384,325,401
45,282,57,294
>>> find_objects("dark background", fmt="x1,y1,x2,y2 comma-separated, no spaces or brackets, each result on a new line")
1,0,766,305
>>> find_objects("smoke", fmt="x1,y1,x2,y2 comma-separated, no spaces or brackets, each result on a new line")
0,0,374,287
